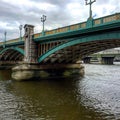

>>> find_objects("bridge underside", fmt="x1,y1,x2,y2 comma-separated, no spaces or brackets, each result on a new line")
40,39,120,64
0,49,23,63
0,39,120,65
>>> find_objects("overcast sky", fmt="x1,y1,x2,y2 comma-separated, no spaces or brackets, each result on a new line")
0,0,120,41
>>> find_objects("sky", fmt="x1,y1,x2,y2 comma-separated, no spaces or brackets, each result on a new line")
0,0,120,41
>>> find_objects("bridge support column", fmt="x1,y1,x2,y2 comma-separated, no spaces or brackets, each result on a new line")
83,57,91,64
24,24,38,63
101,56,114,65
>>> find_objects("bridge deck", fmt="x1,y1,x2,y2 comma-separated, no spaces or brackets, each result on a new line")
0,13,120,46
34,13,120,37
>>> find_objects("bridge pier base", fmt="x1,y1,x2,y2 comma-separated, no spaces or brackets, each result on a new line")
101,56,114,65
83,57,91,64
12,63,84,81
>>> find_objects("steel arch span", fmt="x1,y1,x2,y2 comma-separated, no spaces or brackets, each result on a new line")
0,47,24,55
38,32,120,63
0,47,24,61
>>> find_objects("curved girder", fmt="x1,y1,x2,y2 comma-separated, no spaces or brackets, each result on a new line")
14,54,23,61
9,51,20,60
38,32,120,63
0,47,24,55
41,40,120,64
0,47,24,61
4,50,16,60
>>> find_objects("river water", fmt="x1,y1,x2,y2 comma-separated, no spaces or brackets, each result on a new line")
0,63,120,120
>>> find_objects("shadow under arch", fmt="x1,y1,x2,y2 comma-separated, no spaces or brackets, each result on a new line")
0,47,24,55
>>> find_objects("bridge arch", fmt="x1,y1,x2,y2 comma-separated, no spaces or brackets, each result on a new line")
38,32,120,63
0,47,24,55
0,47,24,61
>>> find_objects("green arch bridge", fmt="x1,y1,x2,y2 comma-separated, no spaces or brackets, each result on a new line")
0,13,120,80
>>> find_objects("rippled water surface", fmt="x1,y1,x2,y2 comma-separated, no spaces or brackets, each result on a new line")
0,63,120,120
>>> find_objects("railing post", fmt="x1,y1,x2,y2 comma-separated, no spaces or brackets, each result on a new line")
85,0,96,28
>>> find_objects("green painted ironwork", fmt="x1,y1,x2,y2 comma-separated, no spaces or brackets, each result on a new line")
0,47,24,55
0,13,119,64
34,13,120,41
0,41,24,48
0,13,119,46
38,32,120,62
34,20,120,43
86,18,94,27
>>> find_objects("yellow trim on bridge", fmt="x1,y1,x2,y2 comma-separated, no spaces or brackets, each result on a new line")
0,13,120,46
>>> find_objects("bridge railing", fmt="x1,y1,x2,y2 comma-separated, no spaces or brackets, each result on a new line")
94,13,120,25
34,13,120,38
0,37,24,46
0,13,120,46
34,22,87,38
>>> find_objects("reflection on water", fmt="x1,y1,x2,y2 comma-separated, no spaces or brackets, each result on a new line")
0,63,120,120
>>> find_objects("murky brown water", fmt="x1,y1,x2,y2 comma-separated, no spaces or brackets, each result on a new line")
0,63,120,120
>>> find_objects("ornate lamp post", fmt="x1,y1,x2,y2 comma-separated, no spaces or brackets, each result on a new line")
3,31,7,48
85,0,96,19
19,25,22,41
41,15,46,36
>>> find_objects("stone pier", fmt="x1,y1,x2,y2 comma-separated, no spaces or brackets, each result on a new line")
12,63,84,81
101,56,115,65
83,57,91,64
24,24,38,63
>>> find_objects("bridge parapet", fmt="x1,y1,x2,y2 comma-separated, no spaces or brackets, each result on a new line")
0,13,120,47
34,13,120,37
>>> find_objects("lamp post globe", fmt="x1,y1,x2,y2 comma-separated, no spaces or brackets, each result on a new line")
41,15,46,36
85,0,96,19
19,25,22,41
3,31,7,48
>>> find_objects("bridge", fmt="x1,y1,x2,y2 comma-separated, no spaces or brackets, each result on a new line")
0,13,120,80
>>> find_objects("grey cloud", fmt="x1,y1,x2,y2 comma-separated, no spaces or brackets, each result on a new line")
30,0,73,7
0,0,74,40
0,1,41,39
0,1,21,21
96,0,111,5
0,0,119,40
